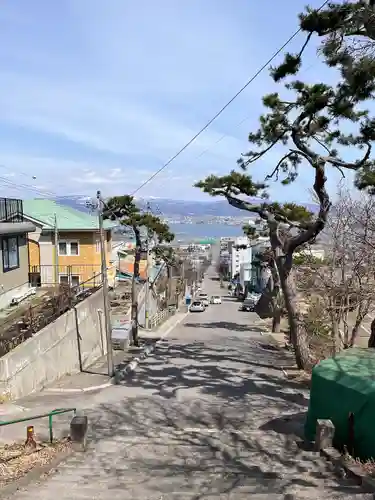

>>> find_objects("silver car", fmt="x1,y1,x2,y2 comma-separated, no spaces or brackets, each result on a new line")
190,300,205,312
197,293,209,307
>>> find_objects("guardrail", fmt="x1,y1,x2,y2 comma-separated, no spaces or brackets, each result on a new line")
0,407,76,443
149,306,176,330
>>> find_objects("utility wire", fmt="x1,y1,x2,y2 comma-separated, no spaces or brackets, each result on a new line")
131,0,329,196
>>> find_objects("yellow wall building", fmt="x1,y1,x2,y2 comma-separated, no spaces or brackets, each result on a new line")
23,199,116,287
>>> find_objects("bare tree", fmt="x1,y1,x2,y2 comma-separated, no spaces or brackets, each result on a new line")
298,189,375,351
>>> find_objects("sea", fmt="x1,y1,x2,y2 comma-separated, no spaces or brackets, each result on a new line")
169,223,244,242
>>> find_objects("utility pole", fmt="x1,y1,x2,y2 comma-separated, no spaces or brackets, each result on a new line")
144,203,152,329
53,213,59,285
97,190,114,377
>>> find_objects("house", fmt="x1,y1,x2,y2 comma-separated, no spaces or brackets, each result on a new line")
0,197,36,309
116,245,148,280
23,199,116,288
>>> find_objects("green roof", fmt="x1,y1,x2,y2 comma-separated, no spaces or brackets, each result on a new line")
23,199,116,231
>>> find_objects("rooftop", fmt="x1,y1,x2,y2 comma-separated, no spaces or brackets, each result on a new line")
23,199,116,231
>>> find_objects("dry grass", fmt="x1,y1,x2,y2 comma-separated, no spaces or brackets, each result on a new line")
350,456,375,478
282,368,312,389
0,439,71,487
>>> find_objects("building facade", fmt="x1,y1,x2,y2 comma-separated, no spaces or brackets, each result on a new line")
0,198,36,309
23,199,116,287
230,236,252,279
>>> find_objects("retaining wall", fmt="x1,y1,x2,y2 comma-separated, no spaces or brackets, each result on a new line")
0,289,106,400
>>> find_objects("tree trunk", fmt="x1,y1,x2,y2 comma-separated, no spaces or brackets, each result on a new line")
272,309,281,333
166,265,172,305
349,303,369,347
331,319,341,353
276,253,311,370
269,259,282,333
131,227,142,347
368,318,375,348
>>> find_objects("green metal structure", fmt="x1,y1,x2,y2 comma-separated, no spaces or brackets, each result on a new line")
305,348,375,460
0,407,76,443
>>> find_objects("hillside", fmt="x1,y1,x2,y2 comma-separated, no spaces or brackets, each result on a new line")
48,195,319,217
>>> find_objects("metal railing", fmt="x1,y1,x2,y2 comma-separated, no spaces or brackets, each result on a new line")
0,407,76,443
0,197,24,222
0,273,103,357
149,305,176,330
29,264,102,288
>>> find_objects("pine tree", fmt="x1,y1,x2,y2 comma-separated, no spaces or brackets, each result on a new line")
104,195,174,345
195,10,375,367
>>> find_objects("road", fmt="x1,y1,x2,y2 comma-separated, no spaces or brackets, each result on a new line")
8,267,372,499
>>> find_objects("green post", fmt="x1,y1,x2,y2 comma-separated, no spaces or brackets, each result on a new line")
49,413,53,443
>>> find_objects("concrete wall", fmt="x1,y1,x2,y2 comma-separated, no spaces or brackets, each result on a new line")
0,289,106,400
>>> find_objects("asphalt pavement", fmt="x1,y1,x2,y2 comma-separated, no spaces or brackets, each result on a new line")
5,267,372,499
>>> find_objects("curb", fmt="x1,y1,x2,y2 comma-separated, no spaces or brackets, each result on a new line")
44,381,114,394
114,310,189,383
0,447,73,499
45,311,189,393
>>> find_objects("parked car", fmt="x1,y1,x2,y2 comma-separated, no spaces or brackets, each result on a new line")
190,300,205,312
210,295,222,304
239,294,261,312
197,293,209,307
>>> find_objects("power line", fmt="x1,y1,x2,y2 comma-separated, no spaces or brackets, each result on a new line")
0,176,58,197
131,0,329,196
190,63,316,165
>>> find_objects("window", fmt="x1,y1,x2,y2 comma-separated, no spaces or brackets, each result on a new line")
58,242,67,255
71,275,80,287
59,275,80,287
95,238,100,253
58,240,79,256
59,275,69,285
70,242,79,255
2,236,19,272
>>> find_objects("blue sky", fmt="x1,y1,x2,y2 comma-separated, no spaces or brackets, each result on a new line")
0,0,356,202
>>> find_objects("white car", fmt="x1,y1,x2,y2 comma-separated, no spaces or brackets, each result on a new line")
210,295,222,304
190,300,205,312
197,293,209,307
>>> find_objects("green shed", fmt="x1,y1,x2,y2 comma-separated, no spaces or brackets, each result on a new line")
305,347,375,460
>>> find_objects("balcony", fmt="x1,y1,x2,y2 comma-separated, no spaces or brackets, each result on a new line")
0,197,24,222
0,198,36,235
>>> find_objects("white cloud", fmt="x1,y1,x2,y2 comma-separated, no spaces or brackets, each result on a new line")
0,0,331,201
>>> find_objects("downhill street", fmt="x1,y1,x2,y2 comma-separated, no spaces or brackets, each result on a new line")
6,267,372,499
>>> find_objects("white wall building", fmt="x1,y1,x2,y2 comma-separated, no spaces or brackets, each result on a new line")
239,261,252,289
231,236,252,278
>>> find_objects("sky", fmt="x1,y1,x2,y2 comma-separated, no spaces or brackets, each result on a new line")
0,0,358,202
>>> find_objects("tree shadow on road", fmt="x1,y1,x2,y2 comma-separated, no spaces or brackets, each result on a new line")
183,321,269,334
77,334,369,498
84,391,365,498
118,338,309,407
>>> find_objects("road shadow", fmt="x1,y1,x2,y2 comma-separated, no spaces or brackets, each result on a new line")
120,338,309,407
221,296,239,303
183,321,268,334
67,330,368,499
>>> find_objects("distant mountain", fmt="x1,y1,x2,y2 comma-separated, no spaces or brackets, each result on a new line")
51,195,319,217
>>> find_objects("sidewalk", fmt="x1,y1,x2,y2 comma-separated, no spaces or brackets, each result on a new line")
0,309,189,444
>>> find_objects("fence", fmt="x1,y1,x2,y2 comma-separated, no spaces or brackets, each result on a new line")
0,272,103,357
0,197,23,222
149,305,177,330
29,264,102,288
